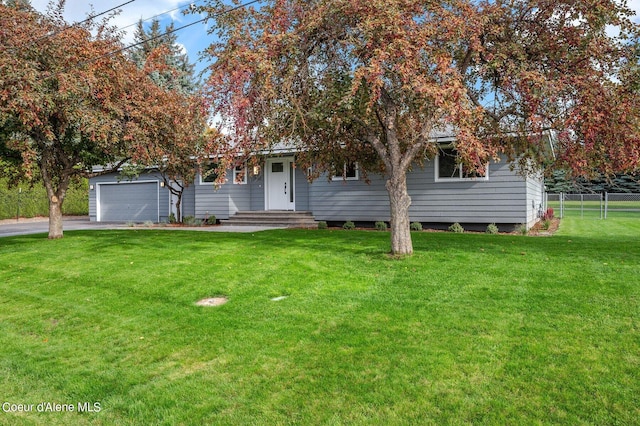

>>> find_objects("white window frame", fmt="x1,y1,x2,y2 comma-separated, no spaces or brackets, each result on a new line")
198,162,248,185
233,163,248,185
199,162,220,185
435,146,489,182
331,161,359,181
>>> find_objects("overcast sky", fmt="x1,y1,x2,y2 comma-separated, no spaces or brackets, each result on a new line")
28,0,640,77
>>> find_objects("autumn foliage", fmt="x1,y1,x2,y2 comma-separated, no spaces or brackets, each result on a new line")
0,3,207,237
200,0,640,255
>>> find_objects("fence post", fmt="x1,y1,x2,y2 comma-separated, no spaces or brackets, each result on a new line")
580,194,584,218
604,192,608,219
560,192,564,219
16,187,21,221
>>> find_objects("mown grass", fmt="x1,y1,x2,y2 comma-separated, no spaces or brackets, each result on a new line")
0,218,638,425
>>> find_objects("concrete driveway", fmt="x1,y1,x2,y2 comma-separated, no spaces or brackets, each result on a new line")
0,216,282,238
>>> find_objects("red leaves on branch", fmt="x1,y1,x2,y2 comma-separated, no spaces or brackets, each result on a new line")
0,4,206,237
201,0,639,253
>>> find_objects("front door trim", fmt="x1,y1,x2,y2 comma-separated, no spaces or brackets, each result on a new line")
265,156,295,210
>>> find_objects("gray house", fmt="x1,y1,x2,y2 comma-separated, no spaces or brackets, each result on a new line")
88,144,545,230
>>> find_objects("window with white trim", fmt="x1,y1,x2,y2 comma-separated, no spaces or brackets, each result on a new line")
199,162,248,185
233,164,247,184
199,162,219,184
331,161,359,181
435,146,488,181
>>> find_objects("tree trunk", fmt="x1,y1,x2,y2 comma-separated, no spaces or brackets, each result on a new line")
48,194,64,239
386,172,413,256
176,192,183,223
41,158,69,239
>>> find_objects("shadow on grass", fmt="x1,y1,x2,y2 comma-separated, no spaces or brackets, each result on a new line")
2,225,638,265
0,232,51,247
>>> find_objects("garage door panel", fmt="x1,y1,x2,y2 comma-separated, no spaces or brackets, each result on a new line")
99,182,158,222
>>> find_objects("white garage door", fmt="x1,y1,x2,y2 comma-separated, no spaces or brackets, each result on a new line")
98,182,159,222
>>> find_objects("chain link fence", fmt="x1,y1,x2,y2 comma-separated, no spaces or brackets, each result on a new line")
0,187,40,220
546,193,640,219
1,181,89,220
604,193,640,219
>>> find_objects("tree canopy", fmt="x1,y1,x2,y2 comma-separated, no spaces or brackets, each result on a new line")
0,2,205,238
200,0,640,255
129,18,199,94
125,18,209,222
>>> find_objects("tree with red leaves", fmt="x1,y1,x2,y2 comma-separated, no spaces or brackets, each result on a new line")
0,2,206,237
125,21,209,223
201,0,639,255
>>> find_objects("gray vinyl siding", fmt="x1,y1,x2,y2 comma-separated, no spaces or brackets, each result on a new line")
196,166,310,218
309,175,389,221
88,181,98,221
308,157,537,225
408,159,528,224
294,168,310,211
90,154,543,227
195,168,252,219
249,174,265,211
181,184,196,218
525,172,545,227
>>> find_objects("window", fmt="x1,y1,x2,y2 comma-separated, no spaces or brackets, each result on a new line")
233,164,247,184
331,161,359,181
271,162,284,173
435,146,488,181
199,162,248,185
200,162,219,184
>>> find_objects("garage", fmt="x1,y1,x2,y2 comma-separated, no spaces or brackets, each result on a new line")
97,181,159,222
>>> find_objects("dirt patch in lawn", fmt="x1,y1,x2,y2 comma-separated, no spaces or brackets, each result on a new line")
528,218,561,236
195,297,228,307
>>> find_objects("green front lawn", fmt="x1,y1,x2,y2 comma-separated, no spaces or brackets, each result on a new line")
0,219,638,424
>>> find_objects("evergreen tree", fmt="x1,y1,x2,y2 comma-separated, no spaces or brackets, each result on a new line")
546,171,640,193
1,0,31,10
130,18,198,94
127,19,208,223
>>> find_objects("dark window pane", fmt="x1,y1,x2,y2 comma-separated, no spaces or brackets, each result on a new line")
345,162,357,178
202,163,219,182
438,148,460,178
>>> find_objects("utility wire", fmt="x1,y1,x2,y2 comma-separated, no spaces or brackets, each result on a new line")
4,0,139,55
91,0,261,64
118,0,206,33
22,0,139,48
75,0,138,27
6,0,261,79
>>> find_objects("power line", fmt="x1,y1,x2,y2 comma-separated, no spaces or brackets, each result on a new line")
5,0,261,80
75,0,138,27
91,0,261,64
8,0,139,52
118,0,206,33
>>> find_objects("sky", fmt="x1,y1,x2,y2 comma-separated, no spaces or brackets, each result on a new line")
29,0,215,75
28,0,640,78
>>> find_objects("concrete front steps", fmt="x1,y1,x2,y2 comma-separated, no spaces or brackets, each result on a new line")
221,211,317,228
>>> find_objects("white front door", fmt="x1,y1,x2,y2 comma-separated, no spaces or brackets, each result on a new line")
266,157,295,210
169,180,182,221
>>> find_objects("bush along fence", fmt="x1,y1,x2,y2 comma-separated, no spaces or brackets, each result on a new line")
0,179,89,220
546,193,640,219
0,187,47,220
